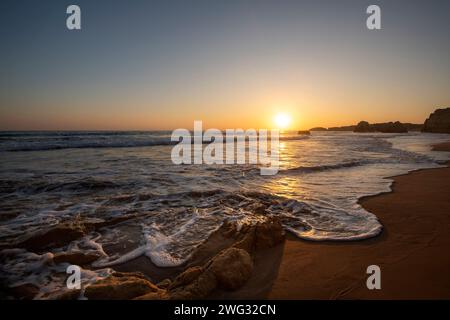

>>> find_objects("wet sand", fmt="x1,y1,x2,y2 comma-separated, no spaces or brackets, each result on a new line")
267,143,450,299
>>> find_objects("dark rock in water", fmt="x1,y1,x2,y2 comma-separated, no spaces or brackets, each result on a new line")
423,108,450,133
309,127,328,131
53,251,100,265
14,222,85,251
297,130,310,135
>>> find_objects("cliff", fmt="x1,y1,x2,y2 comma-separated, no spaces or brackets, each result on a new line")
423,108,450,133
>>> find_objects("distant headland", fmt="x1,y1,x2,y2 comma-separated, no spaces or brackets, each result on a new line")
308,107,450,134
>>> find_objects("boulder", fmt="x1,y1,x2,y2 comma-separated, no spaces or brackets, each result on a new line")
209,248,253,290
423,108,450,133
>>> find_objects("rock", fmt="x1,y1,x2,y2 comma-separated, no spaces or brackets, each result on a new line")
9,283,39,300
65,218,285,300
354,121,407,133
373,121,407,133
309,127,328,131
56,289,82,300
134,290,168,300
53,251,100,265
328,125,356,131
234,217,285,253
163,248,254,299
84,272,161,300
169,266,203,290
297,130,310,135
403,123,423,131
156,278,172,289
209,248,253,290
354,121,375,132
168,269,217,300
423,108,450,133
15,222,85,251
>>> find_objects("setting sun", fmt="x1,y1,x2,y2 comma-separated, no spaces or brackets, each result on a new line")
274,113,292,129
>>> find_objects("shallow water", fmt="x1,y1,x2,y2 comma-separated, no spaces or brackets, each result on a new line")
1,131,449,298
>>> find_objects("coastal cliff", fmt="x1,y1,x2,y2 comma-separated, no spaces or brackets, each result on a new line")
423,108,450,133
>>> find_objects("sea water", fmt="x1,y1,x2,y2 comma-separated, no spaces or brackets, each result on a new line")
1,131,449,297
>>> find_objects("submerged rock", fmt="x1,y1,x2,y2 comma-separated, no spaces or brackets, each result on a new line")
423,107,450,133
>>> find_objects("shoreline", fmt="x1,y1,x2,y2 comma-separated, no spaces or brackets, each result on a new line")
265,142,450,299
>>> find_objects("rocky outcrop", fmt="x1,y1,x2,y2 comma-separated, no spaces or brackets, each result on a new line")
328,125,356,131
354,121,407,133
354,121,374,132
233,217,285,253
374,121,407,133
309,127,328,131
9,214,139,252
209,248,253,290
423,108,450,133
69,217,285,300
297,130,310,135
403,123,423,131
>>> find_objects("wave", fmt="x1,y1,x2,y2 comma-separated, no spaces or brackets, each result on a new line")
281,160,372,174
0,178,119,194
0,132,308,152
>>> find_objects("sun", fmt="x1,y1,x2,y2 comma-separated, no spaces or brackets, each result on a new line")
274,113,291,129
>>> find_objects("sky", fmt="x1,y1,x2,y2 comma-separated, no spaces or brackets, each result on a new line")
0,0,449,130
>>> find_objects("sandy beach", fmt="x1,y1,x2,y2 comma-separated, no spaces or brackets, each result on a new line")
265,142,450,299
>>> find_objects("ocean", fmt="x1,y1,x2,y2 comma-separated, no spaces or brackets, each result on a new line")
1,130,450,298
